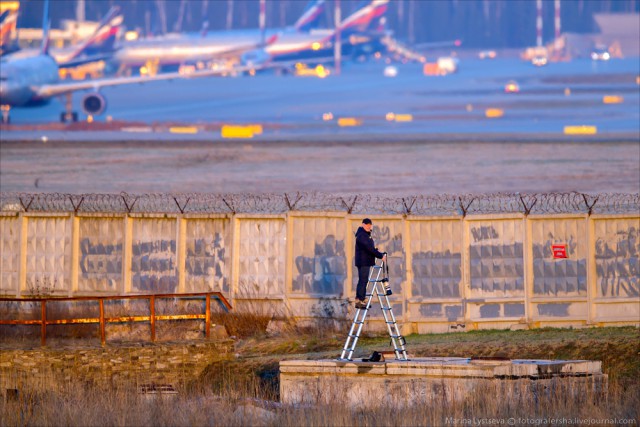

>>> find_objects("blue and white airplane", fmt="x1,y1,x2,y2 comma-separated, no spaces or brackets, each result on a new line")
0,2,256,124
111,0,328,74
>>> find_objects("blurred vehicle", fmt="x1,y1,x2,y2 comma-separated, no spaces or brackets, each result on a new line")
478,50,496,60
590,45,610,61
383,65,398,77
531,55,548,67
294,63,330,78
504,80,520,93
437,56,459,74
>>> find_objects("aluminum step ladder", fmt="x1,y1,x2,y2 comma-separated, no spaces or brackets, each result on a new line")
339,260,408,361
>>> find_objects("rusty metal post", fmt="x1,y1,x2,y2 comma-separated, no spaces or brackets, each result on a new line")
99,299,105,346
150,295,156,342
205,294,211,339
41,300,47,346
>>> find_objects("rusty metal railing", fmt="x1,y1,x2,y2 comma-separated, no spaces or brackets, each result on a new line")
0,292,232,346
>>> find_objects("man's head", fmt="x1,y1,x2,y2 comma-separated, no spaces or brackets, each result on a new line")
362,218,373,232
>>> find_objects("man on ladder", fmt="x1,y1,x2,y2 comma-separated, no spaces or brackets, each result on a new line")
339,218,408,361
354,218,386,309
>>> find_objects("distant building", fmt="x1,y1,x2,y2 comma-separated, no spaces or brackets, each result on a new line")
559,13,639,59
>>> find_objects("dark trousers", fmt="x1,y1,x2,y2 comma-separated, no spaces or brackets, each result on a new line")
356,266,371,301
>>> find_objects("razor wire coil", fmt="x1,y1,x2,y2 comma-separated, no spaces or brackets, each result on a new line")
0,192,638,216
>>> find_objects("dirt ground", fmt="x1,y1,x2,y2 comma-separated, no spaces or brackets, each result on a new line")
0,139,639,195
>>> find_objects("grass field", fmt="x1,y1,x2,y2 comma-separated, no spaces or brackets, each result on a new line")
1,325,638,426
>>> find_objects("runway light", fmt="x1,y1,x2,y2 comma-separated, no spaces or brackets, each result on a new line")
124,31,139,41
386,112,396,121
564,88,571,96
603,95,623,104
322,113,334,121
249,124,263,135
106,116,113,123
337,117,361,127
394,114,413,122
221,125,254,138
485,108,504,118
564,125,597,135
170,126,198,134
311,42,321,51
466,104,473,112
87,115,94,123
315,65,329,78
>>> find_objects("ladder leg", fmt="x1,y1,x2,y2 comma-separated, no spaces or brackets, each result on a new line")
339,261,410,361
339,265,381,360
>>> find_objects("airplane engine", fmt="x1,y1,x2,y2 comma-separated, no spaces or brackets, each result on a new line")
81,92,107,116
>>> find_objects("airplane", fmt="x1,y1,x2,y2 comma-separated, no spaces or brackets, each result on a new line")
0,1,20,55
0,1,257,124
111,0,327,75
3,6,123,69
243,0,391,68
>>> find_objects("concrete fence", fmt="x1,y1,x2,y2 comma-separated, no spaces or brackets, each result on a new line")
0,210,638,333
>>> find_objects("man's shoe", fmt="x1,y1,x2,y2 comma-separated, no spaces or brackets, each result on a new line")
355,300,367,309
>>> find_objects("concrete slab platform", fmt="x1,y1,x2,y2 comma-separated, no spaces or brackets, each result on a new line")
280,357,606,408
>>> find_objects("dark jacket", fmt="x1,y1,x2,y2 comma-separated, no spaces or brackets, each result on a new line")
354,226,385,267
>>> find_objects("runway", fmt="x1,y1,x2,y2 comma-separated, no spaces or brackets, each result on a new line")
1,56,638,195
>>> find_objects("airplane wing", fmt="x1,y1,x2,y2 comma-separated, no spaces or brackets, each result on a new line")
35,65,256,99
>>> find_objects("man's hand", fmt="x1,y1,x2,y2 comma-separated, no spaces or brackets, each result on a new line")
382,252,387,261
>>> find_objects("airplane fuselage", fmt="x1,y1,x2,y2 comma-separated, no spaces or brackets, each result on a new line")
113,30,278,67
0,54,59,106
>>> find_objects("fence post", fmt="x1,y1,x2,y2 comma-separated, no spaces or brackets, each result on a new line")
41,300,47,346
231,215,241,305
461,216,471,327
524,216,534,326
177,216,187,294
18,214,28,298
205,294,211,338
285,213,294,315
345,215,354,302
150,295,156,342
586,215,596,325
403,216,413,327
99,299,105,346
70,214,80,297
123,216,133,294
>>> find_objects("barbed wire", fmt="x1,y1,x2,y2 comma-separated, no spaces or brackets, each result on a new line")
0,192,638,216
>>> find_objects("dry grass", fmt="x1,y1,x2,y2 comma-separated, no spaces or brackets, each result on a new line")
1,326,638,427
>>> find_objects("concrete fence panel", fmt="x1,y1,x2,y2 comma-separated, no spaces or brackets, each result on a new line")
592,216,639,323
78,215,124,294
184,217,230,293
407,218,463,328
0,217,20,294
237,217,286,298
130,216,177,294
26,215,71,297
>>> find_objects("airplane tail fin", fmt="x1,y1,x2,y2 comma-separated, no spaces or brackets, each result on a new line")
293,0,326,32
338,0,389,35
64,6,123,62
40,0,51,55
0,3,19,50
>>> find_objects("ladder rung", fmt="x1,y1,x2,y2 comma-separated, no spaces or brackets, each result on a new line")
371,266,382,269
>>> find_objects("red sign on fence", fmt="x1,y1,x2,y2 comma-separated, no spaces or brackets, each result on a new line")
551,244,568,259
